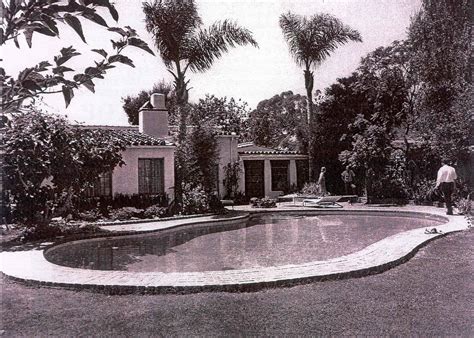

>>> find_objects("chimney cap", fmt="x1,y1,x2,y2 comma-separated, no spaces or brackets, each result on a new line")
150,93,166,110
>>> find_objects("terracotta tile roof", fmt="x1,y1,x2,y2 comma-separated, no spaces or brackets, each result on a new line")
76,125,173,147
237,142,306,155
239,150,307,155
168,125,238,136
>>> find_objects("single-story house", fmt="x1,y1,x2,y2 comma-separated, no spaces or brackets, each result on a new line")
83,93,308,201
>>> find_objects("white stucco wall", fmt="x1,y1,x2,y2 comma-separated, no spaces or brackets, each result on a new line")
112,146,175,200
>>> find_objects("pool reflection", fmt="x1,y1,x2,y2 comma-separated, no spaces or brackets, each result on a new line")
45,214,445,273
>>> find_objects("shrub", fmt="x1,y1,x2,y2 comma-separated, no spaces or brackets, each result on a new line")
109,207,144,221
4,109,126,226
300,182,320,196
20,224,63,242
19,222,103,242
77,209,101,222
223,162,241,199
208,195,225,213
412,179,437,205
233,192,248,205
182,184,209,215
250,197,277,208
143,205,167,219
456,197,472,215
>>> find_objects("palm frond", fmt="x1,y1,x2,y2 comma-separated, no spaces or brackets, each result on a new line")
279,12,310,67
143,0,202,66
310,14,362,65
185,20,258,73
280,11,362,69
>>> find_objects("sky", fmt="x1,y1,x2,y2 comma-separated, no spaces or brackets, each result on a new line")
2,0,421,125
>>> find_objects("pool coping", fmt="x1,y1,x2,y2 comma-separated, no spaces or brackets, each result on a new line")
0,206,470,294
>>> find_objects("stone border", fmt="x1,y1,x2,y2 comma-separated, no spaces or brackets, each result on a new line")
0,208,469,294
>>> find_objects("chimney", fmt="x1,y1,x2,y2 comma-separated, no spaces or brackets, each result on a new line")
139,93,168,139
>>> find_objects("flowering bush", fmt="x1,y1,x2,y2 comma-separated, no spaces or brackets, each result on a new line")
182,184,209,215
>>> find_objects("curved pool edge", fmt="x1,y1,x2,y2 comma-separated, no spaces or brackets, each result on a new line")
0,208,470,294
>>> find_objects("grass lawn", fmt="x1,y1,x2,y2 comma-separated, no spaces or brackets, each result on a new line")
1,228,473,336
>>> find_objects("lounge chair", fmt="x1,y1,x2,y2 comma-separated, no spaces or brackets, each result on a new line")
302,196,343,208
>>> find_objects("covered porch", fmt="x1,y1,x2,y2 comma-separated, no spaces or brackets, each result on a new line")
237,144,308,198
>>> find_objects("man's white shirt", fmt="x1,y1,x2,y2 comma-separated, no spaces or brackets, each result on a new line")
436,165,457,187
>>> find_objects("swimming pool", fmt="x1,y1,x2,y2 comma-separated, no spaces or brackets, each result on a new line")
45,213,446,273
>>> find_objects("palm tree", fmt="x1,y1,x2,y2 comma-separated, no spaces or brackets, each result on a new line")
143,0,257,129
279,12,362,181
143,0,258,202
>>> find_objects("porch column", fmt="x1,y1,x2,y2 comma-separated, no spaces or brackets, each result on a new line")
264,159,271,197
289,159,297,188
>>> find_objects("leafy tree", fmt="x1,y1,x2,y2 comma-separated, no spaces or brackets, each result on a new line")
4,109,125,225
142,0,258,203
279,12,362,180
183,122,219,196
191,94,250,136
311,75,362,193
249,91,307,151
336,41,419,199
122,80,176,125
1,0,154,113
408,0,472,163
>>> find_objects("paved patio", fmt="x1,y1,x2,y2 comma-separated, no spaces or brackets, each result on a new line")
0,203,469,293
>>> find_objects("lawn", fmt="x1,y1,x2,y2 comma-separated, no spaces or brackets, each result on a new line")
1,228,473,336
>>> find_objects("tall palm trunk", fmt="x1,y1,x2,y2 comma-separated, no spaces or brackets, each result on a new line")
173,63,189,207
304,68,316,182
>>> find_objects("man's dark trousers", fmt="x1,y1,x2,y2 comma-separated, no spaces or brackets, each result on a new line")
439,182,454,215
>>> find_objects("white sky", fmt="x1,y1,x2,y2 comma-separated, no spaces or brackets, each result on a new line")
2,0,421,125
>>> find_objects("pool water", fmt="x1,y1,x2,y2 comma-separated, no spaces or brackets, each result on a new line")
45,213,445,273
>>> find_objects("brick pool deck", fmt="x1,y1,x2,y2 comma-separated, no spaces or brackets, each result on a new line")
0,204,469,294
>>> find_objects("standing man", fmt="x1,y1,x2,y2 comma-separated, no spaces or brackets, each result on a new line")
341,166,356,195
435,158,457,215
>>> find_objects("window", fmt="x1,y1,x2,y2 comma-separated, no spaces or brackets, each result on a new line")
138,158,164,194
86,171,112,197
271,160,289,192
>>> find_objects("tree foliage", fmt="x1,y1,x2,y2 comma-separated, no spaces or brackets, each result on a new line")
4,109,126,225
122,80,176,125
249,91,307,150
191,94,250,136
183,123,219,196
332,41,421,198
408,0,472,162
1,0,154,113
